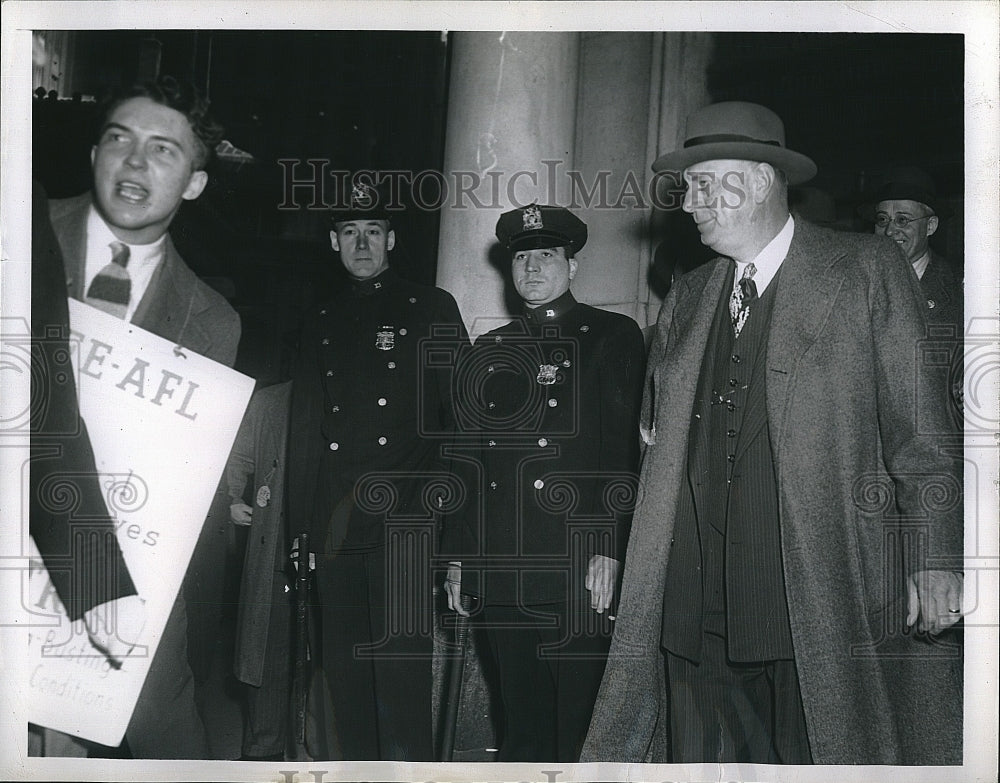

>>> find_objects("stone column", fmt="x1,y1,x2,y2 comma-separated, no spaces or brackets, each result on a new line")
645,32,715,325
436,32,580,337
569,32,713,328
570,32,655,323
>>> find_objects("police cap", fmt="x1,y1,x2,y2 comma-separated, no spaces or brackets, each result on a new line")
329,178,391,226
495,204,588,254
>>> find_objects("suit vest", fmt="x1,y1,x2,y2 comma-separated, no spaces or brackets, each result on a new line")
661,267,794,663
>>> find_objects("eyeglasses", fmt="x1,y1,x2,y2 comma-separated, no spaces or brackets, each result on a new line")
874,213,936,229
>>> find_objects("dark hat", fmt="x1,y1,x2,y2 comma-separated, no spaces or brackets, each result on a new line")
495,204,588,254
652,101,817,186
859,165,952,219
329,178,391,225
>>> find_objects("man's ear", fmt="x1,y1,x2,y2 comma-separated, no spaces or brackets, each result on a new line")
330,230,340,252
926,215,939,237
182,170,208,201
568,258,578,280
753,163,776,203
387,229,396,252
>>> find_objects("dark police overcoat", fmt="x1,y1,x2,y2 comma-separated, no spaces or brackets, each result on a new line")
443,292,646,606
287,268,467,552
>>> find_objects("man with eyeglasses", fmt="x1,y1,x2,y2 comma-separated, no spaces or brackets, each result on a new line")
869,165,963,418
869,165,963,329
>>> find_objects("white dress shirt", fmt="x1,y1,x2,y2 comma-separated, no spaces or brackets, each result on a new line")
732,214,795,297
911,250,931,280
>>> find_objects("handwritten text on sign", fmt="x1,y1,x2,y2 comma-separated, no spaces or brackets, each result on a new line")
26,301,253,747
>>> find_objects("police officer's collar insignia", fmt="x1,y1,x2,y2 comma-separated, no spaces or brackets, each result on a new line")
256,485,271,508
523,205,543,231
536,364,559,385
376,327,395,351
352,269,393,297
524,291,578,324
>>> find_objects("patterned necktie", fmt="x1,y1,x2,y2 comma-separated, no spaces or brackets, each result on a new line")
729,261,757,338
85,241,131,319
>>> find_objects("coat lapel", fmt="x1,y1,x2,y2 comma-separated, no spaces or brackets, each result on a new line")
50,193,217,358
765,221,846,462
615,259,728,652
653,261,731,448
132,238,212,355
920,251,953,310
48,194,90,300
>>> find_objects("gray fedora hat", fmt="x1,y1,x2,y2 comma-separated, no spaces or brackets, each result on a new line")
652,101,817,185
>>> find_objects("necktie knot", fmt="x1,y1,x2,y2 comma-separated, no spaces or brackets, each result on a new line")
86,242,132,318
110,241,131,268
738,261,758,300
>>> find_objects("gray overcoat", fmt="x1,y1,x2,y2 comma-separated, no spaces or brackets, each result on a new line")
229,382,293,687
581,220,963,765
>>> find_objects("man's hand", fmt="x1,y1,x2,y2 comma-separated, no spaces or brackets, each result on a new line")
82,594,147,668
444,562,469,617
230,501,253,526
907,569,963,635
586,554,619,615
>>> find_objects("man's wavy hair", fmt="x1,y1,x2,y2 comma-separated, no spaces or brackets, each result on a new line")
98,75,223,170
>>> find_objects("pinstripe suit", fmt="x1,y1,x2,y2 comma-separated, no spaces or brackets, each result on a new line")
662,265,793,665
659,265,810,763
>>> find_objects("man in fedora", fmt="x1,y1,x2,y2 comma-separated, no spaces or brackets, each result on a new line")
868,165,962,329
287,177,467,760
442,205,645,761
581,102,963,765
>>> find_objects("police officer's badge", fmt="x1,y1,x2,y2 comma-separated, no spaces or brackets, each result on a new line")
536,363,558,385
376,327,395,350
256,485,271,508
523,205,543,231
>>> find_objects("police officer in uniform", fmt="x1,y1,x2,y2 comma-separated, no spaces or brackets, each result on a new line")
288,180,467,760
442,205,645,762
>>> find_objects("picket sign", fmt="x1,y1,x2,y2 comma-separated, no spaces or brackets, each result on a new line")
25,300,253,747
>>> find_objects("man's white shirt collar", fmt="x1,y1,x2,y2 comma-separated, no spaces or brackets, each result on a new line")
911,250,931,280
732,214,795,297
85,206,166,322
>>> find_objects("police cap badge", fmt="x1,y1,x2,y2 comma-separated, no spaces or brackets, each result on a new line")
330,176,392,226
495,204,588,254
